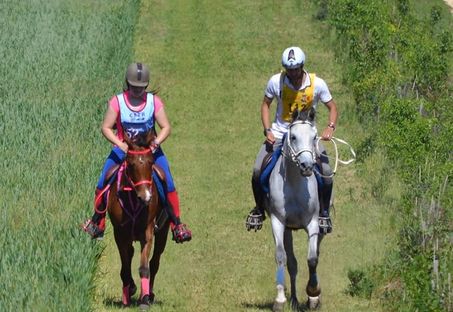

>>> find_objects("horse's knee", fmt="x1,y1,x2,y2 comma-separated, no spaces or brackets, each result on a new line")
275,249,287,267
139,266,150,278
307,257,318,269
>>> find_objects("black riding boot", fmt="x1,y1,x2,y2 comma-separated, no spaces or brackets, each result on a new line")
319,182,333,234
246,177,266,231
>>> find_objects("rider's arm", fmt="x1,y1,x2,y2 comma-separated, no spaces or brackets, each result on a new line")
101,105,128,152
261,96,275,143
321,99,338,141
154,107,171,145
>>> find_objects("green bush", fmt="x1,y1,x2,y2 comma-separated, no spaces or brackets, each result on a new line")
317,0,452,310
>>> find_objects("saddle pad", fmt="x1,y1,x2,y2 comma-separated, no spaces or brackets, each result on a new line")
259,147,282,194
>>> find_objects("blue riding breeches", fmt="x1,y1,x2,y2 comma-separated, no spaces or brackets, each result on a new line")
96,146,176,192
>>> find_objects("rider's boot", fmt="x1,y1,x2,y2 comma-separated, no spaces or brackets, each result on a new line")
246,177,266,231
82,187,106,240
168,191,192,243
319,182,333,234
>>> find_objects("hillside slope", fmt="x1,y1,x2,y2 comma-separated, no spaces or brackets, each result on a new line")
94,1,394,311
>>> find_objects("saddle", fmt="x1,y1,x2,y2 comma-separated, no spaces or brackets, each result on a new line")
259,147,282,194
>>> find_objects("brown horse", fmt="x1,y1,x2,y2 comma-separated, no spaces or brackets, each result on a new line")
107,130,169,309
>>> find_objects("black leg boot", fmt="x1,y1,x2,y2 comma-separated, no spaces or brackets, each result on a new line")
319,182,333,234
246,177,266,231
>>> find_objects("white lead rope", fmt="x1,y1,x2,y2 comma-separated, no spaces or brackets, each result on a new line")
315,136,356,177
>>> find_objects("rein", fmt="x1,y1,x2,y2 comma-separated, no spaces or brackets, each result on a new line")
281,120,356,177
314,136,356,178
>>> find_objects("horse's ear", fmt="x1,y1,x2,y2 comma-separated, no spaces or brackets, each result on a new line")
308,107,316,122
291,109,300,122
124,130,132,146
145,130,155,146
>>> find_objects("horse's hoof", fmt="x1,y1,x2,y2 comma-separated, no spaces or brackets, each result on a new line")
273,300,285,312
306,296,321,310
138,295,151,310
290,296,299,311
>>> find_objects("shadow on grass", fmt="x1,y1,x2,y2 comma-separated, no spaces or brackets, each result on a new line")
241,301,274,311
103,296,163,310
242,300,312,312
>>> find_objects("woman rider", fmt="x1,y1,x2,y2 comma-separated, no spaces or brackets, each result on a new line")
83,63,192,243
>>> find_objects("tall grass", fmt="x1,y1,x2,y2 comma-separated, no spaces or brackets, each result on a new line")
0,1,139,310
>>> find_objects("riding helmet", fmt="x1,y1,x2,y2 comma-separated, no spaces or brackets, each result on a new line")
125,63,150,87
281,47,305,69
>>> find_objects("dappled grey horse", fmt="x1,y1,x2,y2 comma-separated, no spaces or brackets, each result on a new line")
267,108,324,311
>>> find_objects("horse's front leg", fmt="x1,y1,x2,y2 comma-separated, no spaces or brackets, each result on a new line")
138,224,154,309
271,215,287,312
113,228,136,307
148,220,170,303
306,219,321,309
284,228,299,311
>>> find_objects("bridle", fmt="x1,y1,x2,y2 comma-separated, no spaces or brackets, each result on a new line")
123,148,154,189
284,120,316,167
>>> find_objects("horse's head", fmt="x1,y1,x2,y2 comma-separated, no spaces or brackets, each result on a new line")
286,108,317,176
123,130,156,204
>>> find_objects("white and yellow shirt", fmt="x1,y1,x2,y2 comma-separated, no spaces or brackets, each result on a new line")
264,70,332,139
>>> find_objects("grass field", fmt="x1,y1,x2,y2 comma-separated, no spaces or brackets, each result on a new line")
4,0,448,311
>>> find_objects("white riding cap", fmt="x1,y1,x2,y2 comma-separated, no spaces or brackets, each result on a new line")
281,47,305,69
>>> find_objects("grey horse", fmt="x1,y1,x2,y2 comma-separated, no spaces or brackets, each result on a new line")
267,108,324,311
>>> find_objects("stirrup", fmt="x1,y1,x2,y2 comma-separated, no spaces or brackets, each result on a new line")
172,223,192,243
319,216,332,234
246,208,264,232
82,219,104,240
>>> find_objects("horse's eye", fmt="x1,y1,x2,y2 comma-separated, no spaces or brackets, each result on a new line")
291,135,296,141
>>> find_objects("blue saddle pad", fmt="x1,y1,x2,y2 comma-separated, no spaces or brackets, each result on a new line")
259,147,282,194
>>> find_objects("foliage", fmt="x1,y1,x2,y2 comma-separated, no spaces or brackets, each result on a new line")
345,268,375,299
316,0,453,310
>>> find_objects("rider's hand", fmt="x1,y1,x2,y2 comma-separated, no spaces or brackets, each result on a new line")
150,140,160,154
321,126,334,141
265,131,275,153
118,141,129,153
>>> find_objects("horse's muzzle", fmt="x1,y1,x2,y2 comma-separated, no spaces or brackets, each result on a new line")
299,165,313,177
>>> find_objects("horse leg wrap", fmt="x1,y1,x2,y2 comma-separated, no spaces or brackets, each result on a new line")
140,277,150,299
122,285,132,306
